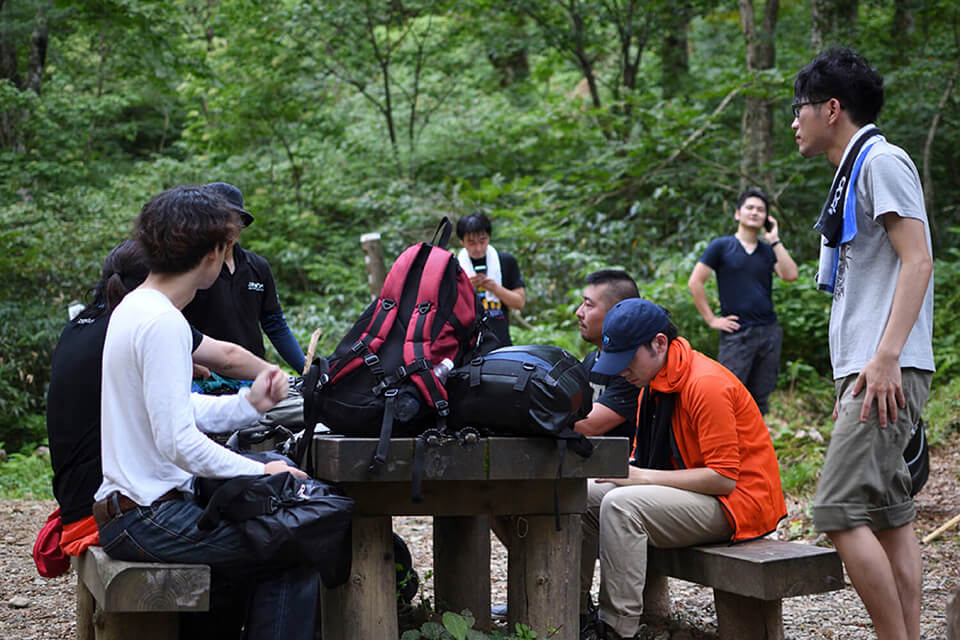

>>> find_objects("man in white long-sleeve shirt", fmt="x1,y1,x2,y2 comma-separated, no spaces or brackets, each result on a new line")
92,185,317,640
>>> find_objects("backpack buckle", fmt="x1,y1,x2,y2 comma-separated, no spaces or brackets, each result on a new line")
396,365,408,379
381,298,396,311
383,388,399,398
363,353,381,367
435,399,449,416
351,341,366,354
417,302,432,314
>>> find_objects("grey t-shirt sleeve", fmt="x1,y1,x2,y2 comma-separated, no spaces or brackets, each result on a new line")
861,149,926,223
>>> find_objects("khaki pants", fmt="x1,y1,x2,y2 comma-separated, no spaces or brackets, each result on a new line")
580,479,732,638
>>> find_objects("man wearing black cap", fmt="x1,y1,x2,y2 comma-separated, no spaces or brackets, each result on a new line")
581,298,786,640
184,182,306,374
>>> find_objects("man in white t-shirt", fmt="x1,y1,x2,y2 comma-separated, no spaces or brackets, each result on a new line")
92,185,318,640
793,47,935,640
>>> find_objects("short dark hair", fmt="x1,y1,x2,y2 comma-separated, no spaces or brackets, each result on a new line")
584,269,639,306
456,213,493,239
134,185,241,275
794,46,884,126
79,240,150,320
737,188,769,211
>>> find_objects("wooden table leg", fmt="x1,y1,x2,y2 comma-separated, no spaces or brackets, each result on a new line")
507,514,581,640
434,515,492,631
321,515,397,640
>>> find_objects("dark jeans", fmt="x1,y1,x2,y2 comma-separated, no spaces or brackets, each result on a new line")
717,322,782,415
96,494,318,640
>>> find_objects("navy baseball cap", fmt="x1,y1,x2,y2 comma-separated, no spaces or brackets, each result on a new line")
205,182,254,227
592,299,672,376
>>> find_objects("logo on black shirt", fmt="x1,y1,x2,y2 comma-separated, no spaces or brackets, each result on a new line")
247,281,265,292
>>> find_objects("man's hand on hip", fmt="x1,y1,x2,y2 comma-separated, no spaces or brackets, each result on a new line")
708,314,740,333
852,351,906,427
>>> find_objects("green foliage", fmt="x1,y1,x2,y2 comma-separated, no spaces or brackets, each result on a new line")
4,0,960,493
0,448,54,500
400,609,533,640
922,377,960,448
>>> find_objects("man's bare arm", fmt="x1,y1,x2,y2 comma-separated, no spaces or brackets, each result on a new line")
598,465,736,496
852,215,932,426
575,404,629,437
688,262,739,332
193,335,272,380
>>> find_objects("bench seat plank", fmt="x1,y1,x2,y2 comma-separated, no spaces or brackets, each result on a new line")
647,538,844,600
73,546,211,613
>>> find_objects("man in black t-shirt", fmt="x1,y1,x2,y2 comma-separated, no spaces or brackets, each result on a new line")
183,182,306,374
455,213,525,347
687,188,799,414
573,270,642,440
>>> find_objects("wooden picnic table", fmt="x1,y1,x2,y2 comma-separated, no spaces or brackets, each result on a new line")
311,435,628,640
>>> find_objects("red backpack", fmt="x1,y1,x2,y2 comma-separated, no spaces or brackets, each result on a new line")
299,219,493,481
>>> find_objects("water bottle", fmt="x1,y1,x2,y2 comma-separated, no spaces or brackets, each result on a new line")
433,358,454,385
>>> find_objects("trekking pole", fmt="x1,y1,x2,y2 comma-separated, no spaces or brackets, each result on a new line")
303,328,323,376
922,512,960,544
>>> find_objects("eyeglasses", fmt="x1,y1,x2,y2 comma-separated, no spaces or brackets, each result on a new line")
792,100,827,119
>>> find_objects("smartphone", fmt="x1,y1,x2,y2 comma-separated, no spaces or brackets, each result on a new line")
763,217,773,232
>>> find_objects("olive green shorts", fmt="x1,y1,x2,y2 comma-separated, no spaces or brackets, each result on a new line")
813,368,932,533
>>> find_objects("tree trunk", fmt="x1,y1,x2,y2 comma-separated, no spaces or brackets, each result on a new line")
570,7,601,109
488,48,529,87
921,62,959,248
487,14,529,87
24,0,50,95
661,10,690,99
811,0,858,51
0,0,22,88
739,0,779,190
891,0,915,62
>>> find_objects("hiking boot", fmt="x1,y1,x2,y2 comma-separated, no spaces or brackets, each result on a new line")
594,621,641,640
579,602,601,640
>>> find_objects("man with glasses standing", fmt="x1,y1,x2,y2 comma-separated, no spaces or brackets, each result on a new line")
792,47,935,640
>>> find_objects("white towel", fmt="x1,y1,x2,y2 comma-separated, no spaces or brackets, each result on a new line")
457,245,502,304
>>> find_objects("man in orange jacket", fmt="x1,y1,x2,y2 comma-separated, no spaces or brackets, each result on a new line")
581,298,787,640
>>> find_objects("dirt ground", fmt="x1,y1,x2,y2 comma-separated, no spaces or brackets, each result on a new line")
1,434,958,639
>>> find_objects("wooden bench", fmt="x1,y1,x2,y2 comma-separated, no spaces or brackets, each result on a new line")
73,546,211,640
645,538,844,640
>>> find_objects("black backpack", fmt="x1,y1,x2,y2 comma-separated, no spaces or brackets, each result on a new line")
446,345,593,444
299,219,493,480
904,417,929,497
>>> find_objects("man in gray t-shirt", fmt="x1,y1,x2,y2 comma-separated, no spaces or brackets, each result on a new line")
793,47,934,640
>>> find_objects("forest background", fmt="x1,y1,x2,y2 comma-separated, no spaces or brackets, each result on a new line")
2,0,960,499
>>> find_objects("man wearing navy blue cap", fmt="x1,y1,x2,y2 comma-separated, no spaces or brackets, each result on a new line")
581,299,786,640
184,182,306,374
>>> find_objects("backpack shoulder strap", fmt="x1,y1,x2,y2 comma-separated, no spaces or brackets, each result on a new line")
403,246,453,412
430,217,453,249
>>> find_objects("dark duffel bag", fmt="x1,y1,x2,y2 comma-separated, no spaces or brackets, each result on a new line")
445,344,593,439
194,451,355,589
